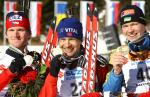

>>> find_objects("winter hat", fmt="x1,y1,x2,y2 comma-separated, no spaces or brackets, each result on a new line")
119,5,146,26
6,11,30,32
57,17,83,41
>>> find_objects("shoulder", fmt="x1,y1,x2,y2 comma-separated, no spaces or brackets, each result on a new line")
0,49,13,60
0,49,14,69
0,51,5,59
96,55,109,67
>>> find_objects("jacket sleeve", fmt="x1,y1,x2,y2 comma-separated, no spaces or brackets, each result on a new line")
96,64,108,91
38,73,58,97
38,56,60,97
96,55,111,91
103,69,123,93
0,69,16,91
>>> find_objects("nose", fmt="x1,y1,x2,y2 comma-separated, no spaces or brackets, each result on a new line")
64,39,71,47
127,26,134,33
14,30,20,38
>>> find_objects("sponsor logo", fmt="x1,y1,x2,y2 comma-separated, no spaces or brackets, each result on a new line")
9,15,23,21
121,9,135,17
66,70,82,76
124,17,132,22
60,28,78,35
58,71,64,78
65,70,82,80
88,32,97,90
64,28,78,34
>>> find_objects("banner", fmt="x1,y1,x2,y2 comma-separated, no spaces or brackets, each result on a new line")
80,1,93,38
29,1,42,37
3,1,17,45
4,1,17,15
102,24,121,51
132,1,145,13
105,1,120,26
54,1,68,26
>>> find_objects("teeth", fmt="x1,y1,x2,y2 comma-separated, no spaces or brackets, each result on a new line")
128,34,137,38
129,35,135,37
64,49,72,53
64,48,73,53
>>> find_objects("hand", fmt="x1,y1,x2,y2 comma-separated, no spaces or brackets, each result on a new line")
81,92,102,97
26,51,41,69
9,58,26,73
27,51,41,62
77,55,86,68
49,54,62,77
110,52,128,75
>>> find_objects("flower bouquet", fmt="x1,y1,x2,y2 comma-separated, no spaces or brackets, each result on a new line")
7,51,47,97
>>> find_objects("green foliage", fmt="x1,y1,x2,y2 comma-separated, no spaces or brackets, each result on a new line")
8,64,47,97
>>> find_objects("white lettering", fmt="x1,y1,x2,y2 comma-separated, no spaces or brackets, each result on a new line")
89,32,98,91
65,28,78,34
41,41,50,63
9,15,22,21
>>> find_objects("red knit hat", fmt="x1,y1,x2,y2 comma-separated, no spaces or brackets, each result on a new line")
6,11,30,32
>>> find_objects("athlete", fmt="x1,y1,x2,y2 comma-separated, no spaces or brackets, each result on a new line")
103,5,150,97
0,11,40,96
39,17,110,97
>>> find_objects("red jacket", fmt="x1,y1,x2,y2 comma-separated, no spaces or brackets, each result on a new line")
0,69,16,91
38,63,108,97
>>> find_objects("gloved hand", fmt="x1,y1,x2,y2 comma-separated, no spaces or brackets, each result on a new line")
81,92,102,97
49,54,62,77
25,51,41,69
27,51,41,62
77,55,86,68
9,58,26,74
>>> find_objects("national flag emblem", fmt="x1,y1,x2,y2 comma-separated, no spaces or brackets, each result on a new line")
29,1,42,37
67,32,73,37
54,1,68,26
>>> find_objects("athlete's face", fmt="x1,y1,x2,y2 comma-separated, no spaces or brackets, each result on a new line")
121,22,146,42
59,37,81,57
6,27,31,51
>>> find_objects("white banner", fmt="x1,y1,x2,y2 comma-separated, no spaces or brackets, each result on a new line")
105,1,120,26
132,1,145,14
80,1,93,38
29,1,42,37
4,1,17,19
3,1,17,45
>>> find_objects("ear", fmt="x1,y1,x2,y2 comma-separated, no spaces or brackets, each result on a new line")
27,32,31,40
5,31,8,38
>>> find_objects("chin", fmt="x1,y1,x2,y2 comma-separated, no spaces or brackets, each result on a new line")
66,54,74,57
63,52,74,57
12,44,22,48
